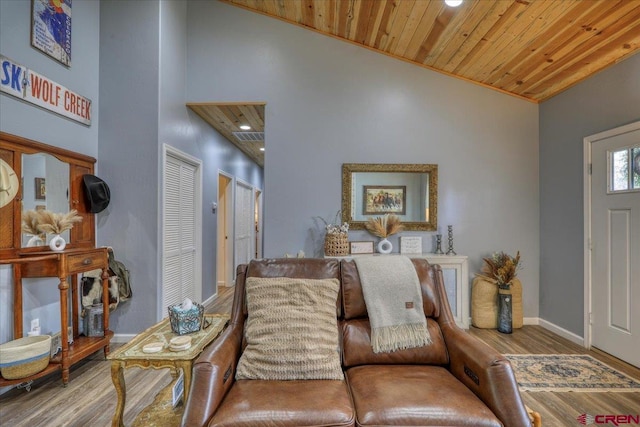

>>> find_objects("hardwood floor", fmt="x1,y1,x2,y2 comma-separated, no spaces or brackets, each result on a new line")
471,326,640,426
1,285,638,427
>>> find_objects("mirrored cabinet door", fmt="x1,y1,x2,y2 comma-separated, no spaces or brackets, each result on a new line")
0,132,96,259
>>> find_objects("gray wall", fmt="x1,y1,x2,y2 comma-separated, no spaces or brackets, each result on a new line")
11,0,636,343
98,0,162,333
0,0,264,345
0,0,100,344
187,1,540,319
539,53,640,336
99,0,263,334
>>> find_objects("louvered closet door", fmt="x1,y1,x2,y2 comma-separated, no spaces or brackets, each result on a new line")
163,152,200,311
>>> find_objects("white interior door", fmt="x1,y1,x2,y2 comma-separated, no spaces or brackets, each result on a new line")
255,189,263,259
589,123,640,367
217,172,233,287
162,145,202,314
234,180,254,273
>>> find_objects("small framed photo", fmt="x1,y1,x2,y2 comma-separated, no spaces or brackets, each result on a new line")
350,241,374,254
35,177,46,200
400,236,423,254
363,185,406,215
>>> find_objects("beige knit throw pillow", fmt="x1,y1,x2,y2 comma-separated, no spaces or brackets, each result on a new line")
235,277,343,380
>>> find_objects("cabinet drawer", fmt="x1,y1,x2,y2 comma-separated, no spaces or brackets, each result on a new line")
67,252,106,273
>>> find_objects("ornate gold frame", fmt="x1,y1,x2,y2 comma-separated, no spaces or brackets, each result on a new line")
342,163,438,231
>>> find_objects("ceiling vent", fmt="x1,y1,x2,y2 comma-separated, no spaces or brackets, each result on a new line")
233,131,264,142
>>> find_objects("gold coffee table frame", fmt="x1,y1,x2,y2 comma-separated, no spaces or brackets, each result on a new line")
107,314,229,427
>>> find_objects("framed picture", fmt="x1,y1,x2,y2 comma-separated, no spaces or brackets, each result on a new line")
363,185,406,215
350,241,374,254
31,0,72,66
400,236,423,254
35,177,46,200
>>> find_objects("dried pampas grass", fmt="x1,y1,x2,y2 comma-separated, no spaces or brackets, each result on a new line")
365,214,403,238
22,210,42,235
476,251,521,286
36,209,82,234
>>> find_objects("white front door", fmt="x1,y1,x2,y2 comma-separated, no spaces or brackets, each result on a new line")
589,122,640,367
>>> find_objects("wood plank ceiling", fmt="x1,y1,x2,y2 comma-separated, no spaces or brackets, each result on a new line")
187,103,266,166
191,1,639,168
221,0,640,103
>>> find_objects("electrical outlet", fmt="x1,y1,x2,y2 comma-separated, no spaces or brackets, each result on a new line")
31,318,40,331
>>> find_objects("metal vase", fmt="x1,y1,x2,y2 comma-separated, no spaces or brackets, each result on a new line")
497,285,513,334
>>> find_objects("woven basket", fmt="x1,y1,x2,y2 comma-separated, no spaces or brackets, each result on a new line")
324,233,349,256
0,335,51,380
471,277,523,329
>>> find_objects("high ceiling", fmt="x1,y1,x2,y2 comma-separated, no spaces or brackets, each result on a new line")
191,1,639,168
222,0,640,103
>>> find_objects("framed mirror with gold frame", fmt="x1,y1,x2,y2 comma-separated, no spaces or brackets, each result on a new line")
342,163,438,231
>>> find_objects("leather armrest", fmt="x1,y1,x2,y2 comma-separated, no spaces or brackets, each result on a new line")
181,322,243,427
441,323,532,427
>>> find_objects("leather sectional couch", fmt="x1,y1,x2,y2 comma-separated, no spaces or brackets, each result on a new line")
182,258,533,427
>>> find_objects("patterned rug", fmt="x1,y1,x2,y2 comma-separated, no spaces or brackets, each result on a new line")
505,354,640,392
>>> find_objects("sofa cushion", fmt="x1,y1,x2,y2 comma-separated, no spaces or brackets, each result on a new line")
235,276,343,380
210,379,355,427
342,318,449,368
245,258,342,317
346,365,502,427
341,259,440,320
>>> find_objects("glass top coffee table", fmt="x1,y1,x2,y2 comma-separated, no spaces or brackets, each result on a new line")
107,313,229,427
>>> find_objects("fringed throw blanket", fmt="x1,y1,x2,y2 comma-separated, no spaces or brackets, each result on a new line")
354,256,431,353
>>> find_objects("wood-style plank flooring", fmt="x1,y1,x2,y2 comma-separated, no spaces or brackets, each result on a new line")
1,285,638,427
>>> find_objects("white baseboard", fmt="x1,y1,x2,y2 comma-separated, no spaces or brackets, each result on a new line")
538,318,585,346
203,292,218,307
523,317,539,325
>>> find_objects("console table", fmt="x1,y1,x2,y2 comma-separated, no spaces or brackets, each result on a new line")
0,247,113,386
421,254,469,329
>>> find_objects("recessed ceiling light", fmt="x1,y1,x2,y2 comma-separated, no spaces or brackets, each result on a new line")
239,124,251,130
445,0,463,6
259,147,265,151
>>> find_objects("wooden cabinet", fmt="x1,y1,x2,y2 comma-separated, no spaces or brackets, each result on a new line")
0,248,113,387
70,163,95,246
421,254,469,329
0,132,97,259
0,146,17,252
0,133,107,386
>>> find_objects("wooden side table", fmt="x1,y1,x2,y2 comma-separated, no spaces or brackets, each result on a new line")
0,247,112,387
107,313,229,427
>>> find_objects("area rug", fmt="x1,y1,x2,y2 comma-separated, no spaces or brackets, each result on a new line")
505,354,640,392
132,378,183,427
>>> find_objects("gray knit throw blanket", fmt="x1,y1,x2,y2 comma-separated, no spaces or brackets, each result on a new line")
354,255,432,353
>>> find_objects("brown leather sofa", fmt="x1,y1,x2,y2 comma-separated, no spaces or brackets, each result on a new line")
182,258,533,427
